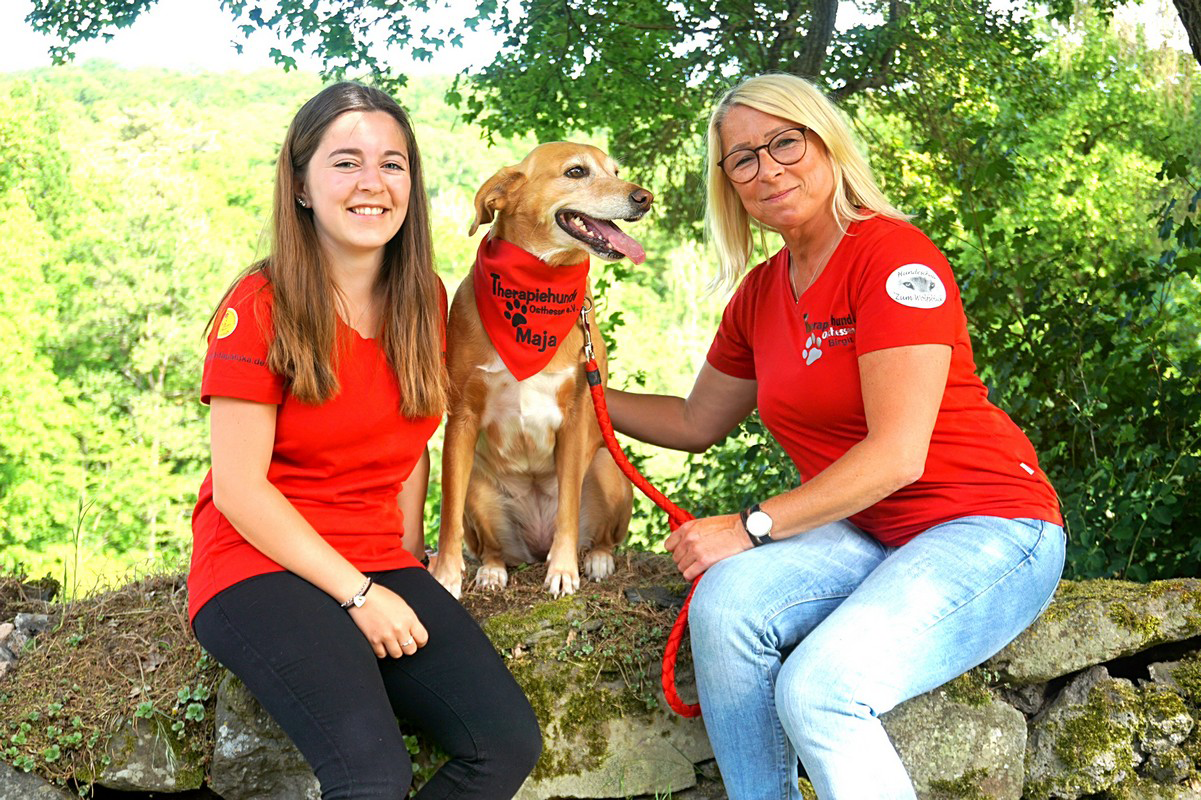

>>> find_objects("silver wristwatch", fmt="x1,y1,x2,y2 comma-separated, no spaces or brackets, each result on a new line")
740,503,775,547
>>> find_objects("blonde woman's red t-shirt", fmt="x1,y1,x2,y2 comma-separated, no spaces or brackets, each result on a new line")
188,271,441,621
706,215,1061,546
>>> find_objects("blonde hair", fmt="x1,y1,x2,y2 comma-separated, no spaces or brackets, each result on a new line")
211,82,447,418
704,73,909,290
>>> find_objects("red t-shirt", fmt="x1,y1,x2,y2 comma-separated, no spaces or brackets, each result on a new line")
188,271,442,621
706,215,1061,546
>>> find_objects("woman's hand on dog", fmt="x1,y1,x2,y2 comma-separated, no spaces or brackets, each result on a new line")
347,583,429,659
665,514,752,581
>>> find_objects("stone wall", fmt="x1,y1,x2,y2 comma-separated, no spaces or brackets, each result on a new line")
3,570,1201,799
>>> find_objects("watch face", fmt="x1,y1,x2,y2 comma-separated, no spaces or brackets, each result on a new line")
746,510,772,537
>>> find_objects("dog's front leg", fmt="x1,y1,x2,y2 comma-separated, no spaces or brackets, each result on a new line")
546,410,591,597
432,406,480,600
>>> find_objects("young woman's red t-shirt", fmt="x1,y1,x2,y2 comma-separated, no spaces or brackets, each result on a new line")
188,272,441,621
706,215,1061,546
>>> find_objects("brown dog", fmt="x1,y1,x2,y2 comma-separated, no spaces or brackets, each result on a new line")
430,142,651,598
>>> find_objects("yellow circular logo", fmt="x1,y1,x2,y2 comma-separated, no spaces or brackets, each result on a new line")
217,308,239,339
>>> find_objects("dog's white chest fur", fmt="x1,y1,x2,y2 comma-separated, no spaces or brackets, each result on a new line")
476,355,573,476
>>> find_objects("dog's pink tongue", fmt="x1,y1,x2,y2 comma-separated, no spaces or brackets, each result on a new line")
592,219,647,264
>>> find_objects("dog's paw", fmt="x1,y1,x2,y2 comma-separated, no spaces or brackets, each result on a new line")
430,559,464,600
474,564,509,592
544,567,580,598
582,550,615,582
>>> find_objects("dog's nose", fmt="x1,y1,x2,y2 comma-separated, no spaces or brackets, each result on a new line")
630,189,653,210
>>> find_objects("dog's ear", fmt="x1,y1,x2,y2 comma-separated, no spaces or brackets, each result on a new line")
469,167,526,236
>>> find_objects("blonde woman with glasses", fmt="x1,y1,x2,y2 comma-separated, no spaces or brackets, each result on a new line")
606,73,1065,799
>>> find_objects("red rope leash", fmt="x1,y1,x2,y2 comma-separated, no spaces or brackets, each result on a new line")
580,303,701,718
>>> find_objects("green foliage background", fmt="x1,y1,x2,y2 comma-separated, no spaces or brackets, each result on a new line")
0,5,1198,590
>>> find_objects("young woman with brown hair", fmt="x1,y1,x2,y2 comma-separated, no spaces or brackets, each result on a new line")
188,82,541,799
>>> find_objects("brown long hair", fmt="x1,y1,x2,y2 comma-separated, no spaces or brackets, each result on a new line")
212,82,446,418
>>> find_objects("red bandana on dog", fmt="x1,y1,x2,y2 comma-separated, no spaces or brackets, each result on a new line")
473,237,590,381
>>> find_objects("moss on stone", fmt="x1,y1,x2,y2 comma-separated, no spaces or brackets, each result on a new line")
1037,579,1201,641
927,768,991,800
1141,683,1192,751
1026,679,1145,800
942,669,994,708
161,719,207,791
1100,773,1187,799
1173,652,1201,708
1143,684,1189,719
1052,680,1141,773
1106,602,1163,642
485,592,679,783
479,595,584,652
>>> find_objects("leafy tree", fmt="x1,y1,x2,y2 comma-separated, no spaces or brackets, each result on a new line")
5,0,1199,584
23,0,1062,227
856,10,1201,578
0,83,82,566
637,10,1201,579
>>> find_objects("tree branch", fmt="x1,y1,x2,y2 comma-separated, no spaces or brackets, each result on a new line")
831,0,910,100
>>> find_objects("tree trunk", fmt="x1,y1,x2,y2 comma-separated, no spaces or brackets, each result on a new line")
1175,0,1201,67
796,0,839,78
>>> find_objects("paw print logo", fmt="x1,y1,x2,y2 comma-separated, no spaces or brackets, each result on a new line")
802,332,823,366
504,301,528,328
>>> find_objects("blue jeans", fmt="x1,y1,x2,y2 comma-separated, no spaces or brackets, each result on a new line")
689,516,1065,800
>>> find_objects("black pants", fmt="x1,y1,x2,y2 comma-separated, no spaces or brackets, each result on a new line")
193,567,542,799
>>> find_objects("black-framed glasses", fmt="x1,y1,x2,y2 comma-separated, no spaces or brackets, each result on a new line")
718,127,810,184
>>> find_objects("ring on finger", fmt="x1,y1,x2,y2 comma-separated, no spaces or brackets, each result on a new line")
401,637,415,648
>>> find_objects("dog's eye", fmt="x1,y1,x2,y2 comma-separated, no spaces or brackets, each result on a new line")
565,166,589,179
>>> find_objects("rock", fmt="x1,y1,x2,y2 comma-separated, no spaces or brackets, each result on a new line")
884,687,1027,800
96,717,204,792
988,579,1201,684
1141,683,1194,755
6,613,54,656
1150,661,1187,690
512,660,711,799
1143,747,1194,784
0,621,17,669
13,613,53,637
1105,775,1201,799
1024,666,1143,799
515,705,709,799
208,674,320,800
13,568,1201,799
458,590,714,799
664,759,729,800
1001,682,1050,716
0,760,73,798
1149,655,1201,706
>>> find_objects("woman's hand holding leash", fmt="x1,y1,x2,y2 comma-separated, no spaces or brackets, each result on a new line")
665,514,752,580
348,583,429,659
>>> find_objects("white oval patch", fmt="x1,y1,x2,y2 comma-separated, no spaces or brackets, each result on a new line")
885,264,946,309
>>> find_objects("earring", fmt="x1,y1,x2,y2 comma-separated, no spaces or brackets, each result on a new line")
296,197,308,208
